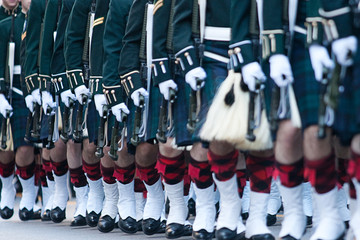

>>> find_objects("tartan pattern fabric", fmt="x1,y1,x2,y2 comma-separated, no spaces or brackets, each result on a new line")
136,162,160,186
114,163,135,184
0,161,15,178
69,166,88,188
188,158,213,189
304,153,337,194
208,149,238,181
134,178,146,192
51,159,68,177
100,164,116,184
42,158,54,181
246,154,275,193
34,163,42,186
16,161,35,180
82,159,101,181
38,164,47,187
337,158,349,186
349,150,360,182
86,101,99,144
155,152,185,184
273,159,304,188
236,169,247,198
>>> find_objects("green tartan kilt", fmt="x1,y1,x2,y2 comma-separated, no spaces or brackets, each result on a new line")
86,101,99,144
0,93,33,151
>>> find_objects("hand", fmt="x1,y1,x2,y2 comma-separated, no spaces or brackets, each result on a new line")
185,67,206,91
74,85,91,104
31,89,41,105
130,88,148,107
25,95,35,113
111,103,130,122
41,91,57,114
332,36,358,66
309,44,334,81
269,54,294,87
94,94,107,117
0,94,13,118
60,89,76,108
158,80,178,100
241,62,266,92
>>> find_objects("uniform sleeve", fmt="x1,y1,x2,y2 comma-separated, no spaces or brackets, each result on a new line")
229,0,256,71
305,0,324,46
23,0,46,93
151,0,172,86
64,0,91,91
102,0,132,107
39,0,59,92
0,20,10,94
172,0,200,75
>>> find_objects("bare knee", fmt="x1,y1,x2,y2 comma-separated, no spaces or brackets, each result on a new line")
15,146,34,167
190,142,208,161
135,143,158,167
303,125,332,160
159,138,182,158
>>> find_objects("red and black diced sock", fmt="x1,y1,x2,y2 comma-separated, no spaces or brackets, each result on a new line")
82,159,101,181
134,178,147,198
100,164,116,184
348,150,360,182
39,166,47,187
155,152,185,185
236,169,247,198
188,158,213,189
16,161,35,180
305,152,337,194
246,154,274,193
51,159,68,177
274,158,304,188
0,161,15,178
136,162,160,186
42,158,54,181
208,149,238,181
114,163,135,184
337,158,349,186
34,163,43,186
183,169,191,196
69,166,88,188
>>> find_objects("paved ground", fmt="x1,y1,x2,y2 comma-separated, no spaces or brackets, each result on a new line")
0,196,316,240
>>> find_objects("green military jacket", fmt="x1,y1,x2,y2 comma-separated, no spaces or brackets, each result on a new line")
102,0,132,106
23,0,47,96
0,12,26,95
0,4,21,21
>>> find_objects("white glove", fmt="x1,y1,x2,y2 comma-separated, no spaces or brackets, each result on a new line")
309,44,334,81
31,89,41,105
60,89,76,108
0,94,13,118
158,80,178,100
241,62,266,92
185,67,206,91
130,88,149,107
111,103,130,122
94,94,107,117
74,85,90,104
269,54,294,87
25,95,35,113
41,91,57,114
332,36,358,66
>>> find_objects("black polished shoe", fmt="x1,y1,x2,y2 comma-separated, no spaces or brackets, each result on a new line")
50,207,66,223
137,220,143,232
97,215,115,233
192,229,214,240
248,233,275,240
183,224,193,236
70,215,87,226
188,198,196,216
266,214,277,226
157,220,166,234
32,208,41,220
19,208,34,221
280,235,298,240
118,216,138,234
142,218,161,235
165,223,185,239
0,207,14,219
86,211,100,227
216,228,245,240
41,209,51,221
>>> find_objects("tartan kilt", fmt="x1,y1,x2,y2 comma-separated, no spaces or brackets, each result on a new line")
0,93,33,151
195,40,229,141
86,101,99,144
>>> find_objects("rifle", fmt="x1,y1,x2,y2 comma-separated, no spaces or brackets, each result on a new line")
186,79,202,133
1,110,11,149
156,88,176,143
60,98,74,143
109,111,127,161
95,105,108,158
46,106,56,149
317,69,330,139
130,95,145,146
31,103,42,140
73,94,88,143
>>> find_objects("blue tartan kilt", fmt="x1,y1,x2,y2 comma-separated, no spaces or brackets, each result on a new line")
0,93,33,151
86,101,99,144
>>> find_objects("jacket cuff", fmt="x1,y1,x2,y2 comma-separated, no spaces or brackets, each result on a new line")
66,69,85,91
175,46,200,75
52,73,69,94
102,84,122,108
24,73,40,95
305,17,324,46
90,76,103,96
120,71,143,97
39,74,51,92
152,58,172,86
320,7,353,41
229,41,256,72
262,30,285,60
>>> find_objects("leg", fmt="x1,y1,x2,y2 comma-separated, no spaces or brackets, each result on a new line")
0,151,16,219
349,134,360,240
